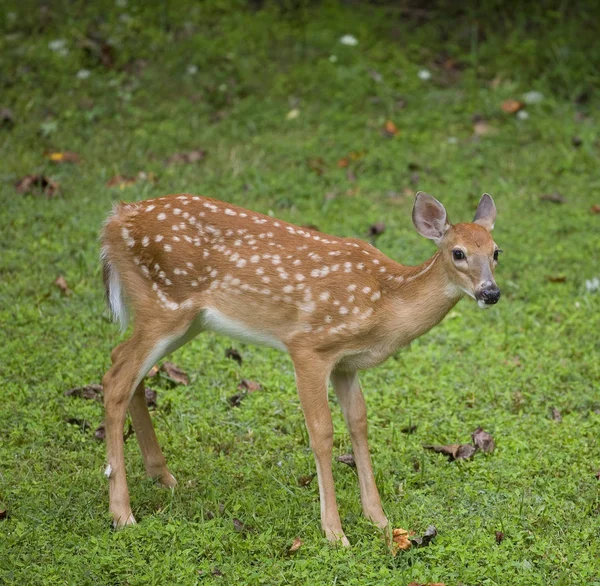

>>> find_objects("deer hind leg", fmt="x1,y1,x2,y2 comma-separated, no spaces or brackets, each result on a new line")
330,369,388,530
292,353,349,546
129,381,177,487
103,320,193,528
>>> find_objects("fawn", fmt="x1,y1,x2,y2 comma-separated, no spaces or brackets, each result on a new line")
100,191,500,544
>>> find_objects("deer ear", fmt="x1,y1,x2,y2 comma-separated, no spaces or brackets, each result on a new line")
412,192,451,244
473,193,496,231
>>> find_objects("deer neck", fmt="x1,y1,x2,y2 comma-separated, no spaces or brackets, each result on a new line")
382,252,463,344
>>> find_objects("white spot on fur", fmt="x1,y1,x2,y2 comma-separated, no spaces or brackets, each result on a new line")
157,213,167,221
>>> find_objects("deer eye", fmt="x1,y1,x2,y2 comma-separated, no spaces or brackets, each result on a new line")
493,249,502,262
452,249,465,261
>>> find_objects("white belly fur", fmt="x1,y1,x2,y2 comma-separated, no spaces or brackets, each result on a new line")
200,308,287,352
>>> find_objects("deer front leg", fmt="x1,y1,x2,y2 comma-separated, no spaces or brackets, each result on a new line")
293,355,349,546
331,369,388,530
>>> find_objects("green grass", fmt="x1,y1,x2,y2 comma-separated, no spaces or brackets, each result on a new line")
1,1,600,584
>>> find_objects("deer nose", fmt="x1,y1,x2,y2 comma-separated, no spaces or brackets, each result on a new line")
479,285,501,305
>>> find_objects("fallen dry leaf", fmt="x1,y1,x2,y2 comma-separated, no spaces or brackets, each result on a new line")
471,427,495,453
335,453,356,467
501,99,525,114
473,120,495,137
94,423,106,441
297,473,316,487
424,443,477,461
410,524,438,547
540,192,566,204
237,379,262,392
495,530,505,544
550,407,562,422
337,157,349,168
54,275,72,295
145,387,157,409
0,107,15,128
106,175,137,188
590,204,600,214
383,120,398,137
390,528,412,554
45,151,80,164
367,222,386,238
545,275,567,283
166,150,207,165
225,347,243,365
233,518,251,533
161,362,189,385
307,157,326,175
288,537,303,553
64,384,103,401
15,174,59,197
228,392,245,408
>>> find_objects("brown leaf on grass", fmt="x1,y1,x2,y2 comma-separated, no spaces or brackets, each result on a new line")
228,392,245,408
0,107,15,129
383,120,398,137
307,157,326,175
45,151,80,164
288,537,303,553
540,192,566,204
80,36,115,69
471,427,495,453
106,175,137,188
64,383,103,401
15,174,60,197
590,204,600,214
94,423,106,441
225,347,243,366
473,120,495,137
166,150,207,165
161,362,189,385
54,275,72,295
145,387,157,409
390,528,412,554
367,222,386,237
335,453,356,467
147,364,159,377
550,407,562,422
545,275,567,283
495,530,505,544
337,157,349,168
233,518,251,533
237,379,262,392
424,443,477,461
501,99,525,114
297,473,316,487
410,524,438,547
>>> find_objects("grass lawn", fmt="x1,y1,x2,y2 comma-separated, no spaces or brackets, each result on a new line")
1,1,599,584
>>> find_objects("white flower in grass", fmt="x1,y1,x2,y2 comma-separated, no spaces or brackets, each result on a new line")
523,91,544,104
76,69,91,80
187,64,198,75
339,34,358,46
516,110,529,120
585,277,600,293
286,109,300,120
48,39,67,53
418,69,432,80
